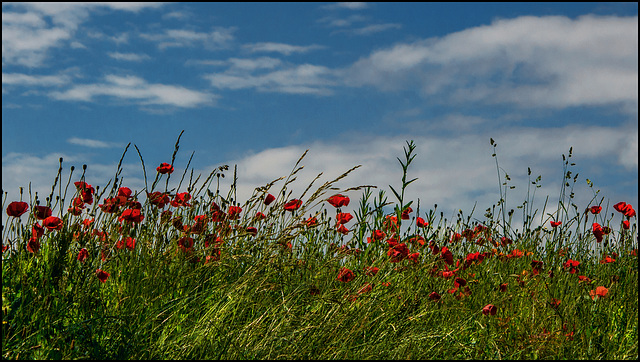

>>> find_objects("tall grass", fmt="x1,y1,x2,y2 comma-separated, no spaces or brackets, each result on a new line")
2,133,637,359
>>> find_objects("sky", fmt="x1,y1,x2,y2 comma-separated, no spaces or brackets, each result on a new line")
2,2,638,233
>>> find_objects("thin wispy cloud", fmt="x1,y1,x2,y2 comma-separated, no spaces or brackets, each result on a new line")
107,52,151,62
243,42,326,56
322,2,369,11
140,27,236,50
67,137,123,149
49,74,216,108
332,23,402,36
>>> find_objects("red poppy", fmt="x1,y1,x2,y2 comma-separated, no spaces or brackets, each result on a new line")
228,206,242,220
148,192,171,209
401,206,413,220
592,223,604,243
119,208,144,223
43,216,64,231
498,283,508,292
416,217,428,228
125,237,136,250
336,212,353,224
454,277,467,288
283,199,302,211
32,205,52,220
327,194,350,208
254,212,266,220
32,222,45,239
624,206,636,218
387,242,410,263
26,237,40,253
450,232,462,243
264,193,275,205
6,201,29,217
613,202,627,213
77,248,89,263
563,259,580,274
170,192,191,207
96,269,110,283
590,286,608,299
177,236,194,252
599,255,616,264
589,206,602,214
306,216,318,227
336,267,355,283
367,229,386,243
246,227,258,236
383,215,399,233
482,304,497,316
549,298,562,309
429,292,441,301
440,247,454,266
550,221,562,228
408,252,420,263
578,275,592,283
622,220,630,229
364,266,379,277
531,260,543,275
156,163,174,174
336,224,349,235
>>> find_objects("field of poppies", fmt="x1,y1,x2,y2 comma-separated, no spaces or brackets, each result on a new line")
2,134,637,359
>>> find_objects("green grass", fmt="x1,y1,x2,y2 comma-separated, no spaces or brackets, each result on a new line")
2,134,637,359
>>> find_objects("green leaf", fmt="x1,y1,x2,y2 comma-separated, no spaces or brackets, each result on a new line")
389,185,402,203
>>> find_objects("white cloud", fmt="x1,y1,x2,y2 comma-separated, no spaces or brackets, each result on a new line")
333,23,402,36
140,27,236,50
67,137,123,148
107,51,150,62
2,2,164,67
243,42,325,56
205,63,336,95
2,72,70,87
49,74,216,108
343,15,638,113
322,3,369,11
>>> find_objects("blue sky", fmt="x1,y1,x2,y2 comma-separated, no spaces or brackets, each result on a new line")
2,2,638,230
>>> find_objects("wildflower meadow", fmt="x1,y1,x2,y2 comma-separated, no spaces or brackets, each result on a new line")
2,132,637,359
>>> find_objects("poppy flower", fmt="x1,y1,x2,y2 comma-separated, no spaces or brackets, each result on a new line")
148,192,171,209
264,193,275,205
177,236,194,252
33,206,52,220
498,283,508,292
96,269,110,283
327,194,350,208
43,216,64,231
590,286,609,299
26,237,40,253
416,217,428,228
364,266,379,277
254,212,266,220
125,237,136,250
246,227,258,236
228,206,242,220
563,259,580,274
482,304,497,316
531,260,543,275
613,202,628,213
335,212,353,224
454,277,467,288
388,242,410,263
401,206,413,220
336,224,349,235
283,199,302,211
408,252,420,263
32,222,45,239
450,232,462,243
119,208,144,223
440,247,454,266
170,192,191,208
550,221,562,228
578,275,592,283
589,206,602,214
367,229,386,243
305,216,318,227
77,248,89,263
622,220,630,229
156,163,174,174
336,267,355,283
429,292,441,301
549,298,562,309
599,255,616,264
592,223,604,243
6,201,29,217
